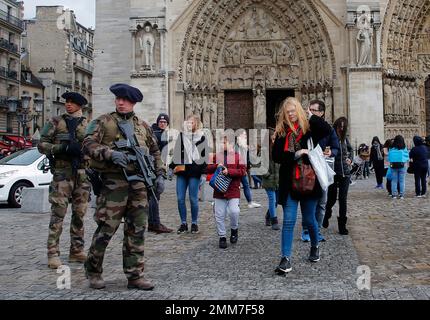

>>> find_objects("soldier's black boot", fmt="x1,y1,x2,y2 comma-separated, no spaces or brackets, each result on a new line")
338,217,349,235
230,229,238,244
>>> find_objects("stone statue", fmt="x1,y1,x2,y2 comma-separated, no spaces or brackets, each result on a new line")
254,88,266,125
408,83,416,116
202,95,211,128
210,97,218,129
139,25,155,71
356,14,373,66
301,93,309,109
384,79,393,115
185,93,193,118
401,82,409,116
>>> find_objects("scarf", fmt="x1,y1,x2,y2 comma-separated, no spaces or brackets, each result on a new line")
182,131,203,163
284,123,303,153
66,109,83,118
373,142,383,161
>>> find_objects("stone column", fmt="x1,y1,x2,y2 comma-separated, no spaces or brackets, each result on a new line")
348,67,384,146
159,29,166,71
375,25,382,66
130,29,137,73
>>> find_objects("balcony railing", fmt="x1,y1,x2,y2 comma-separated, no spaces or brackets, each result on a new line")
73,60,94,73
0,66,18,81
0,9,24,30
0,38,18,54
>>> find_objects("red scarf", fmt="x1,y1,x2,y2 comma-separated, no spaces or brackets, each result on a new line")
284,122,303,152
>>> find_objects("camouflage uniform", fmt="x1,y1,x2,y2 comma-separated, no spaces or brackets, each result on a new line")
83,111,165,280
38,115,90,258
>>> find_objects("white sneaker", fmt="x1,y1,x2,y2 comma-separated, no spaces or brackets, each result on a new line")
248,202,261,208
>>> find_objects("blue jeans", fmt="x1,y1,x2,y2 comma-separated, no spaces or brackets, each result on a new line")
265,189,278,219
241,175,253,203
302,188,327,230
281,194,319,258
176,175,200,224
391,167,406,197
251,175,262,187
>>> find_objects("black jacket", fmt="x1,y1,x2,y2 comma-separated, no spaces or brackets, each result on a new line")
273,115,332,204
410,136,429,170
151,123,167,151
334,137,353,177
169,132,208,178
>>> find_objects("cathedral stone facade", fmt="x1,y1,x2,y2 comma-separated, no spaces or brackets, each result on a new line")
94,0,430,147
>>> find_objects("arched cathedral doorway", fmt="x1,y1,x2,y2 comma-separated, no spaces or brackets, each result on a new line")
178,0,336,130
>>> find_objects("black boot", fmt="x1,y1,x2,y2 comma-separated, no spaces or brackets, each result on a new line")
230,229,238,244
322,212,331,229
337,217,349,235
265,210,271,226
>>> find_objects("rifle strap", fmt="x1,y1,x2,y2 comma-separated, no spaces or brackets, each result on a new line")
111,113,140,147
63,115,84,142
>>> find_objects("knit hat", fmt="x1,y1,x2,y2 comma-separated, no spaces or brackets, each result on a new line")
157,113,170,125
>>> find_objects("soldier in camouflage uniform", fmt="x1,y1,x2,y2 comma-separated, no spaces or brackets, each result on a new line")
38,92,91,269
83,83,165,290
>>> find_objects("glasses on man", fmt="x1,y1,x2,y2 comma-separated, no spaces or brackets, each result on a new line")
309,108,321,113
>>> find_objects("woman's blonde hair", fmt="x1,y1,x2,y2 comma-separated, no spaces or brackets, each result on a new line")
185,114,203,131
275,97,309,137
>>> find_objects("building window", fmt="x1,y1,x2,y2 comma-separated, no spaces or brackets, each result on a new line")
6,113,13,133
56,87,60,101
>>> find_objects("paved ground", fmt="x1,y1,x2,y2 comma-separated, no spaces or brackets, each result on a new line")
0,174,429,300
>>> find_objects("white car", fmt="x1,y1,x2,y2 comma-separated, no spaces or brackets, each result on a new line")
0,147,52,207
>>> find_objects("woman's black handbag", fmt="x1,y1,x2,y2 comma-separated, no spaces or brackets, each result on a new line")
407,165,414,174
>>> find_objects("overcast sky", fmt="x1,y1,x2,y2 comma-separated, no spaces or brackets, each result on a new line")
23,0,95,29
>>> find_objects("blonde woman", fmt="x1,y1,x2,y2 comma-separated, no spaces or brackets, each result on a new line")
272,97,331,275
169,115,208,234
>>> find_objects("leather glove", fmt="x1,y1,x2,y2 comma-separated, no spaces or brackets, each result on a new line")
111,151,128,168
155,175,165,195
65,142,82,157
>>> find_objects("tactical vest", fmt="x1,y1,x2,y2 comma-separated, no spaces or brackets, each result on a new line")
52,115,87,169
89,112,152,173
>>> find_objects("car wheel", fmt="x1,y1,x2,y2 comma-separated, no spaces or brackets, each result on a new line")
8,181,33,208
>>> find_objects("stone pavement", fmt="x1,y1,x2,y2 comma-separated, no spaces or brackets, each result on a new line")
0,174,429,300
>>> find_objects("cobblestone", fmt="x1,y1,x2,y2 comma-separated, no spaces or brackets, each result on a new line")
0,174,428,300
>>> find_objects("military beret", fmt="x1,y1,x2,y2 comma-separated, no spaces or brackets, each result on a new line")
61,92,88,106
109,83,143,103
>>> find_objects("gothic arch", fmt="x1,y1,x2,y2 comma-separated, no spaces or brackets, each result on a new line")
382,0,430,74
381,0,430,137
177,0,337,127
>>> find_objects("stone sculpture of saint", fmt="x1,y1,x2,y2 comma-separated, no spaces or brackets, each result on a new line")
140,25,155,71
383,79,393,115
254,88,266,125
356,14,373,66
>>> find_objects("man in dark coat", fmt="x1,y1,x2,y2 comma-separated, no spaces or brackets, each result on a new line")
148,113,173,233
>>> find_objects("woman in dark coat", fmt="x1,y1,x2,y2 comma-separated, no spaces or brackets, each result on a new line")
409,136,429,197
370,136,385,189
170,115,208,234
272,97,331,275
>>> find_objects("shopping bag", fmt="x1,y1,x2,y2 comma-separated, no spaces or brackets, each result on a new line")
209,167,232,193
307,139,336,191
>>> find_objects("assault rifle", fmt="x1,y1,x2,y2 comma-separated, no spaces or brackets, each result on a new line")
114,120,158,201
